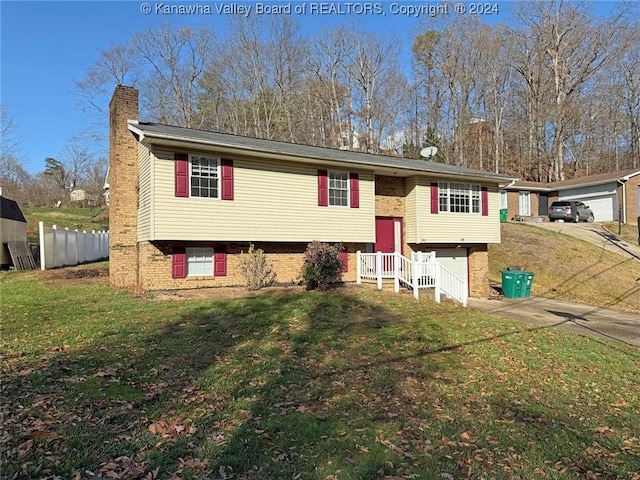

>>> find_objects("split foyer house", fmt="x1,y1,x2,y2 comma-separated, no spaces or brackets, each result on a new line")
501,169,640,224
109,86,515,297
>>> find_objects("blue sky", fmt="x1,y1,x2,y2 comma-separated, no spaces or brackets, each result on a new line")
0,0,612,174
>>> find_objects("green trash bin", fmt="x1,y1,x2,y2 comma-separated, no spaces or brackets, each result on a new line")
521,271,535,298
501,270,523,298
500,208,508,223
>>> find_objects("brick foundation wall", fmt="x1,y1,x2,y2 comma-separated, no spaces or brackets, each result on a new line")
467,244,489,298
138,241,366,291
109,86,140,288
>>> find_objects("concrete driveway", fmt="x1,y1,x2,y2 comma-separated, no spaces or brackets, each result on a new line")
468,296,640,347
530,221,640,261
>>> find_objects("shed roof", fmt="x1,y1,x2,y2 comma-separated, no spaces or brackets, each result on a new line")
129,122,516,184
0,196,27,223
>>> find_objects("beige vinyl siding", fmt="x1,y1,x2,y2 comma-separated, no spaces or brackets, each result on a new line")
137,143,153,241
405,176,418,242
150,148,375,242
416,177,501,244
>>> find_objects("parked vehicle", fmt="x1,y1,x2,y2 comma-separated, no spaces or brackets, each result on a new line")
548,201,594,223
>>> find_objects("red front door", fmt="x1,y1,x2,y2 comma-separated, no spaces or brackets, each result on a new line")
375,217,395,253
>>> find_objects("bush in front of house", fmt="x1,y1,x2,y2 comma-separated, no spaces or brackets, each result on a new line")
238,244,276,290
302,241,343,290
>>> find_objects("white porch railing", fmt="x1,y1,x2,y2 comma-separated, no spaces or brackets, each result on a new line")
434,263,468,307
356,250,468,306
39,222,109,270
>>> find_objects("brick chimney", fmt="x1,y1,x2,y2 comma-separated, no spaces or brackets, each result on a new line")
109,86,139,288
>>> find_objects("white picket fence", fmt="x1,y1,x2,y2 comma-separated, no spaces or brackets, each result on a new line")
356,250,468,306
38,222,109,270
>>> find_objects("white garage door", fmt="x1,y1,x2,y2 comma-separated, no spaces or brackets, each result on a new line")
558,193,617,222
434,248,468,283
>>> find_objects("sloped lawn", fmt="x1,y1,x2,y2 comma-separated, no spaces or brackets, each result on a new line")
489,223,640,313
2,266,639,479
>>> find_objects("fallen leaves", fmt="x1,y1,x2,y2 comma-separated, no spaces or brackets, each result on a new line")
97,455,152,479
147,419,196,440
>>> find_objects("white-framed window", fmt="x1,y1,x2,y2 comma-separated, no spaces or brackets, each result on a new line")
438,182,481,214
190,155,219,198
329,171,349,207
186,247,213,276
500,190,508,209
518,191,531,216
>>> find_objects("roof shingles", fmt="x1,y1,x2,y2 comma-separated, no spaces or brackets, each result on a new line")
130,122,516,183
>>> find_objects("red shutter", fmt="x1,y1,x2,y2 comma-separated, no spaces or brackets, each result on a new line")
430,183,439,214
221,159,234,200
214,246,227,276
339,251,349,272
175,153,189,198
481,187,489,216
349,173,359,208
318,170,328,206
172,249,187,279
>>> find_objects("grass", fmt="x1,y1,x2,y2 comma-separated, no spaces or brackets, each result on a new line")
23,206,109,243
603,222,639,246
489,223,640,313
2,265,639,479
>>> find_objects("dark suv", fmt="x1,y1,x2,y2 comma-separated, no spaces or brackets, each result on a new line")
548,201,594,223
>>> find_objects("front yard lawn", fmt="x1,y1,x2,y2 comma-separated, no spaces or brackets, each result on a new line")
2,266,639,479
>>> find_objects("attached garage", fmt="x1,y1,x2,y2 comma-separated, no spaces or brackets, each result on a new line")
557,183,618,222
433,248,469,284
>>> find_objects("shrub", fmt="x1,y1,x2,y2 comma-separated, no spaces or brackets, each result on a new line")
238,244,276,290
301,241,343,290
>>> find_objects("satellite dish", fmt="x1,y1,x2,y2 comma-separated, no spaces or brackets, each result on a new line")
420,146,438,159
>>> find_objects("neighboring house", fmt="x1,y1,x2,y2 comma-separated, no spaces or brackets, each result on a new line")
502,169,640,224
109,86,515,298
70,188,87,202
103,165,110,205
0,188,28,267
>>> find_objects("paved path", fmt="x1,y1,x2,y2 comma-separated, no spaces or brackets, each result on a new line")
530,221,640,261
469,296,640,347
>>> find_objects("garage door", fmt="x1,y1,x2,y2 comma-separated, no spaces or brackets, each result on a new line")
558,193,617,222
433,248,468,283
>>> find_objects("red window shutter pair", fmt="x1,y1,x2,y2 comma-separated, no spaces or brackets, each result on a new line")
339,251,349,272
174,154,234,200
214,247,227,276
481,187,489,216
317,170,359,208
171,247,227,278
317,170,329,206
172,250,187,278
430,183,439,214
221,160,234,201
430,183,489,216
175,154,189,197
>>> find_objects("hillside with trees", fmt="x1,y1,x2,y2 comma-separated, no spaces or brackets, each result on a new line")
2,0,638,208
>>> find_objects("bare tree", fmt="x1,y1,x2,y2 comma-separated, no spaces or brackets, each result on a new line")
75,44,141,115
133,23,214,128
515,0,620,180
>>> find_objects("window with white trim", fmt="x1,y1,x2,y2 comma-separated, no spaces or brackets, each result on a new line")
186,247,213,276
329,171,349,207
438,182,481,213
518,191,531,216
190,155,219,198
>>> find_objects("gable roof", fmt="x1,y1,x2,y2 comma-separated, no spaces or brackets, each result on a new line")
506,168,640,192
128,122,516,184
0,196,27,223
